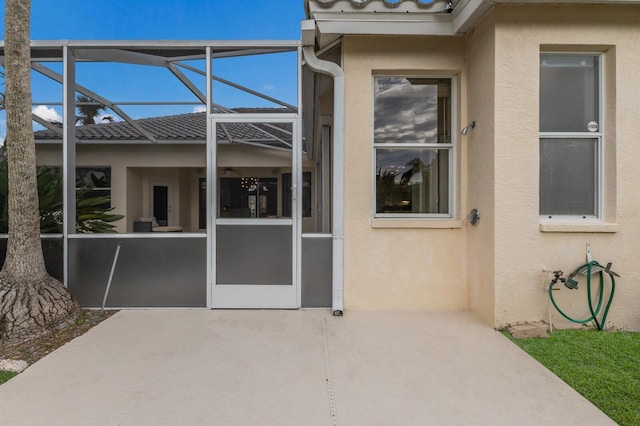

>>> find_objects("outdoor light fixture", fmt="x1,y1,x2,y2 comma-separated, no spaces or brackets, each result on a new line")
461,121,476,135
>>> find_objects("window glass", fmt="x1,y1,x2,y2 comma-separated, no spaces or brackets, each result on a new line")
199,178,206,229
539,53,601,218
376,149,449,214
374,77,450,144
282,172,312,217
540,55,599,133
219,177,279,218
540,138,597,216
374,77,452,216
0,165,116,233
76,167,111,210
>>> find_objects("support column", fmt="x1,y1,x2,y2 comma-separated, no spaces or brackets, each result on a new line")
62,46,76,287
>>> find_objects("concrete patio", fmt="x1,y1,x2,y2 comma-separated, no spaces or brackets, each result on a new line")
0,310,614,425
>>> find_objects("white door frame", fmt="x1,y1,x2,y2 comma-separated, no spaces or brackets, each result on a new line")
208,114,301,309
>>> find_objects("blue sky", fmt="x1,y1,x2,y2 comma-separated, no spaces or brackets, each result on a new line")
0,0,306,137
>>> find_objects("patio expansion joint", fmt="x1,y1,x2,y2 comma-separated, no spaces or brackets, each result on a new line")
321,317,339,426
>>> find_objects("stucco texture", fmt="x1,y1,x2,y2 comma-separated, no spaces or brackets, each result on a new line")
339,5,640,332
342,36,468,310
466,11,496,326
492,5,640,331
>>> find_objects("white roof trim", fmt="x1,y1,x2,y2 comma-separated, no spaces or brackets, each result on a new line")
309,0,484,41
307,0,640,42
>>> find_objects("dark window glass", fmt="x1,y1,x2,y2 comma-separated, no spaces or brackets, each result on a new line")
219,177,278,218
199,178,206,229
282,172,312,218
540,55,599,133
376,149,449,214
540,138,597,216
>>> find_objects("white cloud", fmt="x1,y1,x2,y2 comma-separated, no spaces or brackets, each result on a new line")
262,84,275,92
32,105,62,123
193,105,206,113
95,113,120,124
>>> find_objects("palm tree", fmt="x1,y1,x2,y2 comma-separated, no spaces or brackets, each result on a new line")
0,0,79,346
76,94,106,125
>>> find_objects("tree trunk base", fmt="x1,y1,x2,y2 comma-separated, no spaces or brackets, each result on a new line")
0,272,81,347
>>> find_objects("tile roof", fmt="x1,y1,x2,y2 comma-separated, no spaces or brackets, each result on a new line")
34,109,294,149
313,0,436,8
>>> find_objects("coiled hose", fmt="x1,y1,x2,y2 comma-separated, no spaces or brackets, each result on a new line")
548,261,616,331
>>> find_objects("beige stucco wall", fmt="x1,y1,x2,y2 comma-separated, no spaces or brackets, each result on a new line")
466,11,497,326
492,5,640,331
337,5,640,331
341,36,468,310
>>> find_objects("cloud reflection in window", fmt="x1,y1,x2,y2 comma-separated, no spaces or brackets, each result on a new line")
374,77,438,144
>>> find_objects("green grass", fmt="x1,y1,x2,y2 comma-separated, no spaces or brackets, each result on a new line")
507,329,640,426
0,370,17,384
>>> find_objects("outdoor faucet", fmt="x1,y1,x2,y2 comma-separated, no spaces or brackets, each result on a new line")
551,270,566,286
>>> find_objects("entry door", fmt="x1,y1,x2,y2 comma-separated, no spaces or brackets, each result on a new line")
211,115,300,308
151,184,172,226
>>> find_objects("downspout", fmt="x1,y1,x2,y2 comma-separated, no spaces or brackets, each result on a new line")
301,20,345,316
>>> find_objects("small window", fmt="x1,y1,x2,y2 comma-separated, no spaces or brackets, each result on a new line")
373,77,453,216
539,54,601,218
76,167,112,210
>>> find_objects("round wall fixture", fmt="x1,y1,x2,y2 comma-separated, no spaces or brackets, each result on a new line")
468,208,480,226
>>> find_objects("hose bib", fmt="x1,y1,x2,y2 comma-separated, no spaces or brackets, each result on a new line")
548,261,618,331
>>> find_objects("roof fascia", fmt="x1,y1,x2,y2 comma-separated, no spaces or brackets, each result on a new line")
308,0,640,41
452,0,494,33
310,0,484,40
314,11,457,37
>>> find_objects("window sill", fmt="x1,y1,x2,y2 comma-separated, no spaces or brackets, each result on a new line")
371,219,462,229
539,222,619,233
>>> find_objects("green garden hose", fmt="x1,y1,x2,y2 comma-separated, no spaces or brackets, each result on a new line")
548,261,616,331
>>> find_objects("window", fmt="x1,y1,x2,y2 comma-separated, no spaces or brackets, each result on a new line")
219,177,279,218
540,54,601,218
0,166,114,233
373,77,452,216
199,178,206,229
76,167,112,210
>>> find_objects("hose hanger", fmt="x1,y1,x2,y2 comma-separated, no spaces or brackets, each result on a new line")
548,260,618,331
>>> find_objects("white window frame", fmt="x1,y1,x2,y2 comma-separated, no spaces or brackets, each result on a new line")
539,53,604,221
372,75,457,219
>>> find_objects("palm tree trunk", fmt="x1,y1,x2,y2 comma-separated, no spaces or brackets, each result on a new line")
0,0,79,346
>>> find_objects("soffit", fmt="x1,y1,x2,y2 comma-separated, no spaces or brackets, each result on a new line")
307,0,492,46
306,0,640,47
